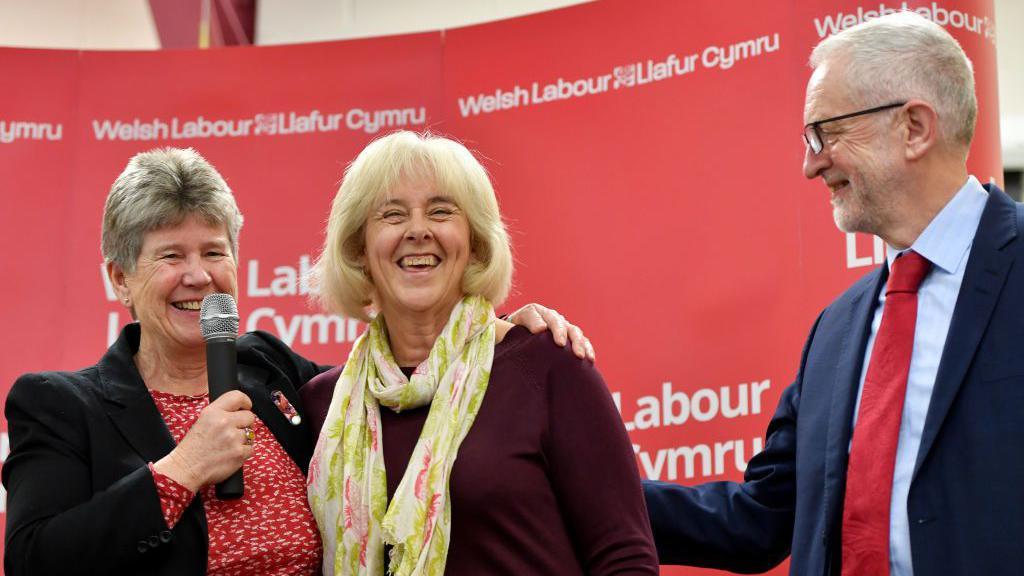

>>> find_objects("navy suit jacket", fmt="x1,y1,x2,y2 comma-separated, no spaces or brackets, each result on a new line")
644,184,1024,576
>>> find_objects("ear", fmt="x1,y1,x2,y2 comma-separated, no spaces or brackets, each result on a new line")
902,100,939,161
345,234,368,273
106,261,132,307
355,253,369,276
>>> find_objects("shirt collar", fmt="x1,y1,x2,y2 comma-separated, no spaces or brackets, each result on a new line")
885,175,989,274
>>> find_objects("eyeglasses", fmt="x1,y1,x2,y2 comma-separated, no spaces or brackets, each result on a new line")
803,102,906,154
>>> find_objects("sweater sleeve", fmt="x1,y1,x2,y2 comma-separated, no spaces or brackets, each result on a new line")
543,349,659,575
148,463,196,528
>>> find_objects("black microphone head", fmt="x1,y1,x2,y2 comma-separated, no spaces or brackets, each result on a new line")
200,293,239,341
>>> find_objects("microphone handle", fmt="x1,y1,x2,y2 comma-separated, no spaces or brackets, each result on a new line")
206,337,244,500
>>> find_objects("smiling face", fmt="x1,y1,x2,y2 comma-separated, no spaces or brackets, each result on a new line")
362,176,472,322
802,62,902,236
110,214,238,356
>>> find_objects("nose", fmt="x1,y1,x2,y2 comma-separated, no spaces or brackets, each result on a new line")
803,143,831,180
404,211,434,242
181,255,213,287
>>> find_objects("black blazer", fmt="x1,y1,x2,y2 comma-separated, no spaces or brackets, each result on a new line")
3,323,326,575
644,185,1024,575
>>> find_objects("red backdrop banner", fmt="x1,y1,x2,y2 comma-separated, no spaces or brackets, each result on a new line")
0,1,1000,573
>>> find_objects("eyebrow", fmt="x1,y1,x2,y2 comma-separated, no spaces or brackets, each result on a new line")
379,195,458,208
150,238,229,252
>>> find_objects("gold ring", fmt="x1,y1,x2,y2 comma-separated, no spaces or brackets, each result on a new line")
243,426,255,445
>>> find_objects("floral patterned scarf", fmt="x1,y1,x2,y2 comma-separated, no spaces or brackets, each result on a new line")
308,295,495,575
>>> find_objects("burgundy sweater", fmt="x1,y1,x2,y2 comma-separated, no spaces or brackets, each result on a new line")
301,326,657,575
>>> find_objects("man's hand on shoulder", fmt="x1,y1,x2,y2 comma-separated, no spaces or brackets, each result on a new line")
505,303,595,361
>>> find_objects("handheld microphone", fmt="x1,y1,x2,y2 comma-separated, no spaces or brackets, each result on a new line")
200,293,244,500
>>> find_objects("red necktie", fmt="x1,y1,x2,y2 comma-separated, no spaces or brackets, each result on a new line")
842,251,931,576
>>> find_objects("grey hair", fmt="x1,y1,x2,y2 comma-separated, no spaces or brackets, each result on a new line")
810,11,976,148
101,148,243,272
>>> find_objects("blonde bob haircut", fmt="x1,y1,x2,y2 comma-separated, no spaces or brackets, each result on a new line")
311,131,513,322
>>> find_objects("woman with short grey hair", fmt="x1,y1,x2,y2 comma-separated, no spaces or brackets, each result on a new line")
4,147,326,575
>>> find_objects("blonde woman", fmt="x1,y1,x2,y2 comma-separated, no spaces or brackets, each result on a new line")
302,131,657,575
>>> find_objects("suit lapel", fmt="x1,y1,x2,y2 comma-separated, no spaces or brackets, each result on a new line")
237,362,284,449
823,267,887,534
237,350,315,474
913,186,1017,478
98,324,177,463
99,326,314,474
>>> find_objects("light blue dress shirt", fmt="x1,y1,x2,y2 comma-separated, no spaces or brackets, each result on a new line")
851,176,989,576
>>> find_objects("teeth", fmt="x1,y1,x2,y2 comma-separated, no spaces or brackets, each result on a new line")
173,301,202,311
401,255,439,267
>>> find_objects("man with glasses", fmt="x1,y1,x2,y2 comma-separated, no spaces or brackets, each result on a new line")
644,11,1022,576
